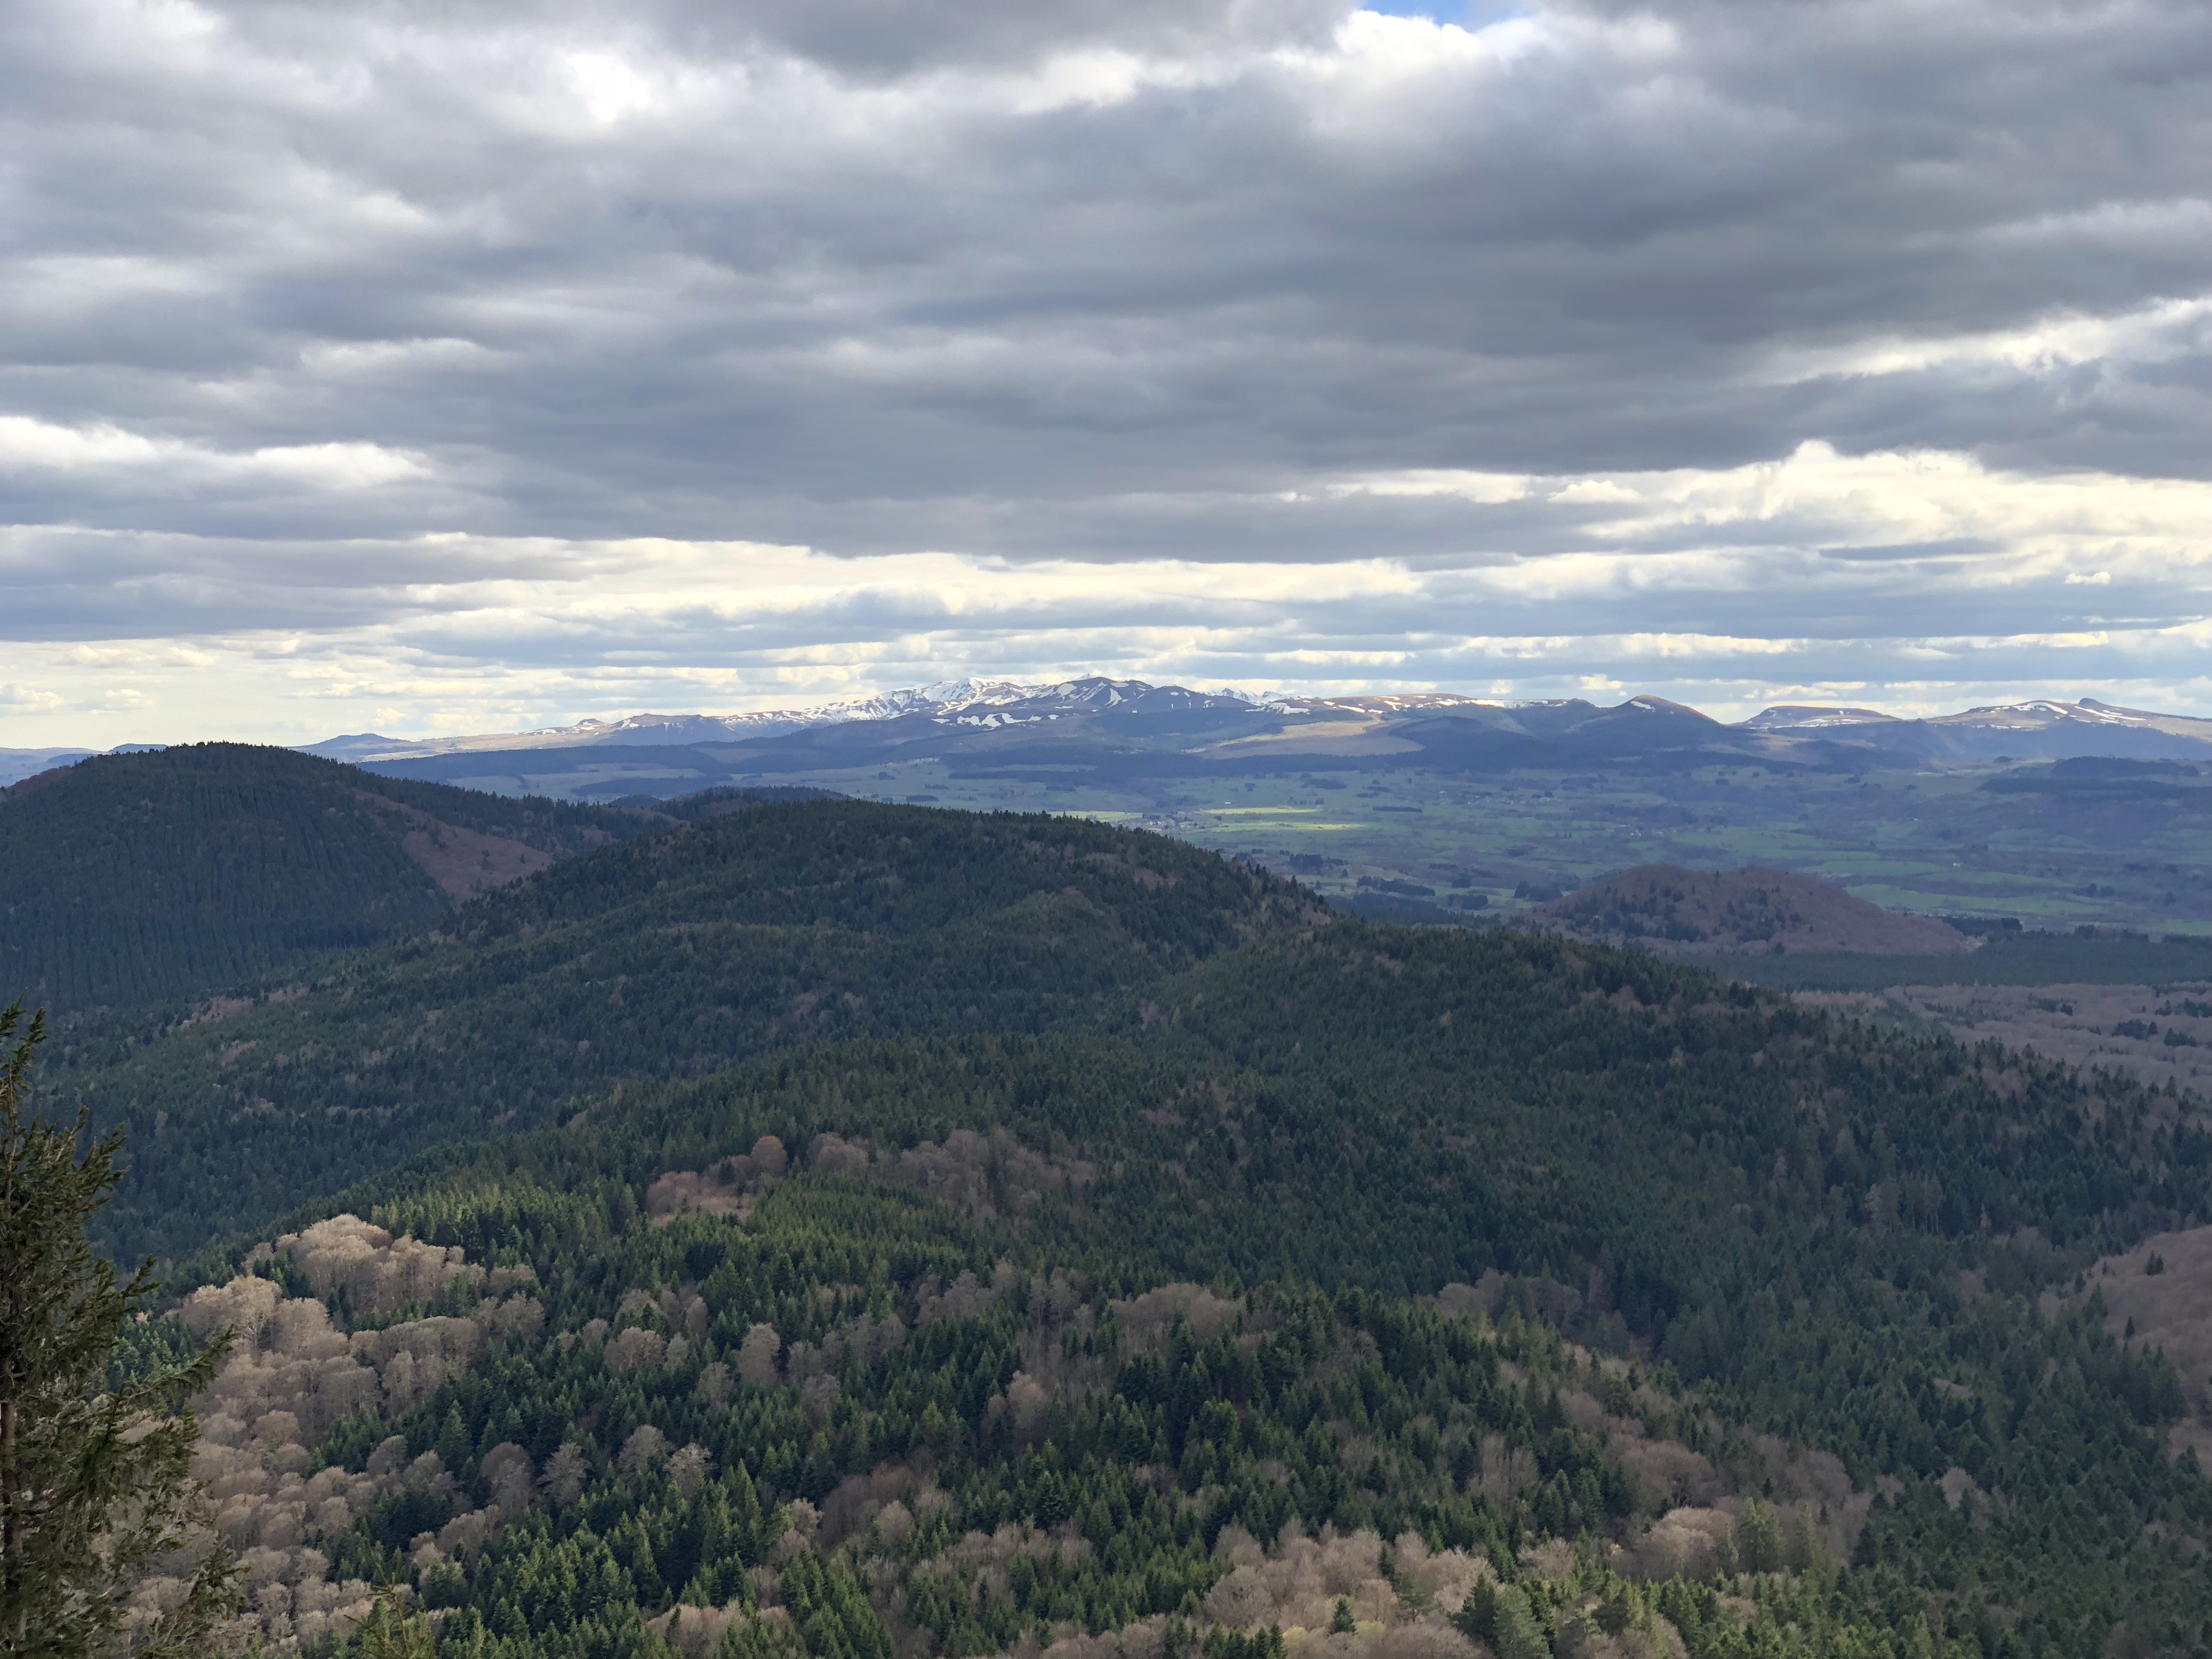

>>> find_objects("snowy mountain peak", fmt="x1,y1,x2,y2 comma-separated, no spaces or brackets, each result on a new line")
1741,706,1901,731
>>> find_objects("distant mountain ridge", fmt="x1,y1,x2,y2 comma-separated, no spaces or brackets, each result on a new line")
304,681,2212,769
290,681,2212,809
1742,696,2212,760
0,745,102,787
302,678,1302,763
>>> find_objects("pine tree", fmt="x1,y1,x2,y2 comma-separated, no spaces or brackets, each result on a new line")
0,999,240,1657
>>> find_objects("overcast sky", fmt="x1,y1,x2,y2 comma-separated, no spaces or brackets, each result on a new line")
3,0,2208,744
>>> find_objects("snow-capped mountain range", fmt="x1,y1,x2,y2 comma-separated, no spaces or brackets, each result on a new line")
12,681,2205,794
300,682,2212,767
304,679,1309,762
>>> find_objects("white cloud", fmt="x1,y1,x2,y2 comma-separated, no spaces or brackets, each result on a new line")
1765,294,2212,384
0,416,168,469
1,445,2206,743
0,416,429,489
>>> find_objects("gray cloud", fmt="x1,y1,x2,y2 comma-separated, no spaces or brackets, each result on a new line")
0,0,2208,737
711,0,1349,75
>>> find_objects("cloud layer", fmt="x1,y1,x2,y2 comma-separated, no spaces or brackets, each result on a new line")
2,0,2208,741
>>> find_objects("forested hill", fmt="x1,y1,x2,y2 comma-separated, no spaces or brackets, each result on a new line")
155,907,2212,1655
34,791,2212,1653
0,744,653,1016
56,801,1316,1263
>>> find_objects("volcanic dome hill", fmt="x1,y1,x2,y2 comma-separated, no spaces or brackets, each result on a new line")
1540,864,1973,956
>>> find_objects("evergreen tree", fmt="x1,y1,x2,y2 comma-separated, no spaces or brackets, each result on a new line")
1488,1587,1549,1659
0,1000,238,1657
358,1588,440,1659
1736,1498,1785,1575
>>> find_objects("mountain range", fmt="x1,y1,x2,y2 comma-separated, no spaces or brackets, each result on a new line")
317,683,2212,761
284,683,2212,805
11,684,2205,796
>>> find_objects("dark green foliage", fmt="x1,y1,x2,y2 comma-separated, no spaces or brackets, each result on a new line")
255,994,2212,1657
58,801,1308,1264
653,786,846,821
1735,1498,1782,1574
1453,1577,1495,1645
0,1002,239,1655
34,794,2212,1655
1485,1585,1547,1659
1203,1627,1284,1659
278,1178,1626,1659
0,744,645,1017
357,1588,441,1659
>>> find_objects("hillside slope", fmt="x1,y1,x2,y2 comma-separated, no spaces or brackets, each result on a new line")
0,745,646,1015
2062,1223,2212,1467
147,906,2212,1658
56,802,1313,1262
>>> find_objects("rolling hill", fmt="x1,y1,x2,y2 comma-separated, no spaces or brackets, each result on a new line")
51,800,1314,1265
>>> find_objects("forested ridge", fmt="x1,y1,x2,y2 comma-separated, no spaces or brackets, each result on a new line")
52,800,1315,1264
18,791,2212,1655
0,744,647,1017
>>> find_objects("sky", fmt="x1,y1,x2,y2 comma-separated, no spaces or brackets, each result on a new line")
2,0,2208,746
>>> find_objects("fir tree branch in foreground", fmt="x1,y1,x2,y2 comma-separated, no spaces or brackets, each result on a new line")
0,997,243,1658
